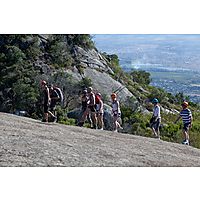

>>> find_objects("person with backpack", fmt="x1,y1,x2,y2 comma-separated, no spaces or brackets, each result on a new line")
175,102,193,145
150,98,161,139
96,93,104,130
78,90,92,127
111,93,123,132
40,81,57,123
48,83,60,112
83,87,98,129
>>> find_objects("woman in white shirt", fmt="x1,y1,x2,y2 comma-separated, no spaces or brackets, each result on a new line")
150,98,161,139
111,93,123,133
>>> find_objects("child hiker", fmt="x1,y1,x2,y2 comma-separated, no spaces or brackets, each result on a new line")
175,102,193,145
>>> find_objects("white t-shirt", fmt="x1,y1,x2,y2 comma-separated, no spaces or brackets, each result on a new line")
96,101,104,114
153,105,161,119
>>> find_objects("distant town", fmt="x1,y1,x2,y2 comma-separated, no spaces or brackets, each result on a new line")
93,34,200,104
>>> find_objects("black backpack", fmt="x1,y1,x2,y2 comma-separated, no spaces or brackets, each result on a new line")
53,87,63,102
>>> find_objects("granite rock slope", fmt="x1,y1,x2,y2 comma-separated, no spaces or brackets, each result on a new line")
1,112,200,167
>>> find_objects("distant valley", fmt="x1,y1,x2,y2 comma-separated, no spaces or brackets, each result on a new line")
93,34,200,103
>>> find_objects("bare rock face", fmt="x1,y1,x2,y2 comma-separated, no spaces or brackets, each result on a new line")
66,67,138,105
72,46,114,75
65,46,150,113
1,112,200,167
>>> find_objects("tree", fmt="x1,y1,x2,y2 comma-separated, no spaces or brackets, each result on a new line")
175,92,185,104
66,34,95,50
148,87,168,103
130,69,152,85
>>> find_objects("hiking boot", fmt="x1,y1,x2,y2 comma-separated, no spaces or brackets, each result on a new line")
78,122,84,127
53,117,57,123
155,137,160,140
182,140,189,145
119,127,123,133
151,134,157,138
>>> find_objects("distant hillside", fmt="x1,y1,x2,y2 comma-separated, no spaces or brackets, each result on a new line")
93,34,200,104
93,34,200,71
1,112,200,167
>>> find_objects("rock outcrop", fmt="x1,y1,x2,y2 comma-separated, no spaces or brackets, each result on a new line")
1,112,200,167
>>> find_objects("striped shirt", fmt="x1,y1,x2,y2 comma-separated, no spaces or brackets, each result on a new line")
180,108,192,124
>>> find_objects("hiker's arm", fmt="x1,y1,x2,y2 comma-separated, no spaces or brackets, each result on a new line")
86,97,90,104
46,88,50,105
88,94,95,106
175,116,181,124
99,100,102,113
116,101,120,116
51,91,60,100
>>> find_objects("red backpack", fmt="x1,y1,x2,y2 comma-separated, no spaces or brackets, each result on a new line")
95,93,101,104
89,93,101,104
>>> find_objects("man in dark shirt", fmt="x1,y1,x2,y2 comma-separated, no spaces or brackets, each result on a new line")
40,81,57,122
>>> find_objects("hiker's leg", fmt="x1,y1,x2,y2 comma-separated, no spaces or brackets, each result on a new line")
99,114,104,129
79,110,84,123
45,113,48,121
47,110,54,117
156,130,160,137
151,127,157,135
83,108,90,123
150,121,157,135
87,113,92,127
183,129,189,141
92,112,97,127
186,131,189,141
44,103,49,121
155,121,160,137
113,115,118,130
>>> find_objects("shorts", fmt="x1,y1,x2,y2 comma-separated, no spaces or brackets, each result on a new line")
88,106,96,113
114,112,121,117
96,104,104,115
150,118,161,131
183,123,190,132
97,111,104,116
44,102,49,113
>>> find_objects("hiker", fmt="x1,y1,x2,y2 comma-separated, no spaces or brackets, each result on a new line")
83,87,98,129
96,93,104,130
175,102,193,145
150,98,161,139
78,90,92,127
111,93,123,132
40,81,57,122
48,83,60,112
